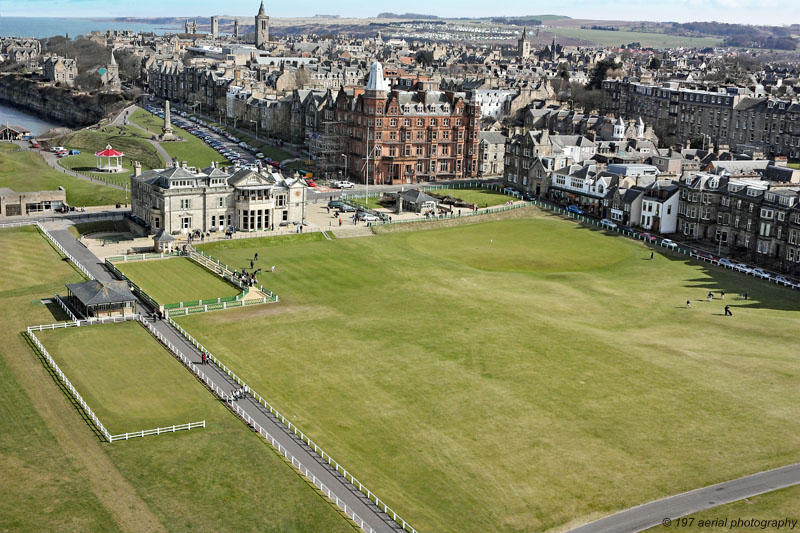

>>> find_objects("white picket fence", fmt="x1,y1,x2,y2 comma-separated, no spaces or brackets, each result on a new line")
138,314,382,533
28,315,206,444
108,421,205,442
34,222,95,280
167,317,417,533
27,325,113,442
54,294,79,323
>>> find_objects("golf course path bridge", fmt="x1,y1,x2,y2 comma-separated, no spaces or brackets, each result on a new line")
571,462,800,533
43,221,405,533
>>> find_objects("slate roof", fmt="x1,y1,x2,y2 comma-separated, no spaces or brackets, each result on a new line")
66,280,135,306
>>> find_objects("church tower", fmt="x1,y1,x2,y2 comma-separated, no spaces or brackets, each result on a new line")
234,20,240,39
517,28,530,60
211,16,219,39
255,1,269,49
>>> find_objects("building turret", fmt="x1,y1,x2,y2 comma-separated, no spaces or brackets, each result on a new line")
255,1,269,49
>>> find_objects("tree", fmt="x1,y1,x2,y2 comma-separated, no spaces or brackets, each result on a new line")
649,57,662,70
570,82,605,112
415,50,434,67
557,62,570,80
589,58,621,90
75,72,102,91
114,49,142,84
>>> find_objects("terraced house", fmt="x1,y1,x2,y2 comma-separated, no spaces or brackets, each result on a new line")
130,162,307,235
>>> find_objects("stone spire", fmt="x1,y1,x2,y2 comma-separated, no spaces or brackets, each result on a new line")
257,1,267,16
109,49,116,65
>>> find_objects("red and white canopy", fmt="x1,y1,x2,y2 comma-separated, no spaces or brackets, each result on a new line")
95,145,124,157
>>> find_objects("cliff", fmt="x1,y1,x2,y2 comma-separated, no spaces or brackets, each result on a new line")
0,74,127,128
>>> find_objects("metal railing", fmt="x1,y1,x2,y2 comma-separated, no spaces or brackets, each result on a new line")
166,317,417,533
108,421,205,442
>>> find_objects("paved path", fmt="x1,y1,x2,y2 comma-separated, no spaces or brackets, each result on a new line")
43,221,403,533
113,105,173,165
571,463,800,532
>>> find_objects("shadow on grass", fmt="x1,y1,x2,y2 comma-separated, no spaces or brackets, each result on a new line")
22,332,107,443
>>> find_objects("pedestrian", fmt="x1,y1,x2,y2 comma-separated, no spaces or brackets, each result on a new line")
250,260,254,269
254,253,258,261
339,218,342,227
271,265,275,273
458,209,461,217
724,305,732,316
686,300,691,308
744,291,749,300
707,291,713,301
389,216,392,223
650,251,654,260
720,290,725,299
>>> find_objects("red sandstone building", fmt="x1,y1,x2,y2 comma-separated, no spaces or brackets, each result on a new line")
334,62,480,185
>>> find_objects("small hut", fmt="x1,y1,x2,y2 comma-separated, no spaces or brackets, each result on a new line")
153,229,176,252
94,144,125,173
65,280,136,319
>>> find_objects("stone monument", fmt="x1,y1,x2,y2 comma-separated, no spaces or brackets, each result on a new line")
159,100,179,141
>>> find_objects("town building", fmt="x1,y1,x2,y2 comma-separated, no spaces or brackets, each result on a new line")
130,162,307,235
255,1,270,50
42,55,77,87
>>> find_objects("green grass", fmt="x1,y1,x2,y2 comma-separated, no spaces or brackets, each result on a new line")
550,27,722,48
0,147,127,206
0,226,352,532
350,196,387,210
130,109,228,168
36,321,210,433
648,485,800,531
428,187,512,207
116,257,241,305
177,208,800,532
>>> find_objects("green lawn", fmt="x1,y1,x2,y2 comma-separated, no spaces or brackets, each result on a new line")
648,485,800,531
349,196,386,210
0,226,352,532
0,145,126,206
550,27,722,48
116,257,241,305
174,208,800,532
130,109,228,168
36,321,210,433
428,186,512,207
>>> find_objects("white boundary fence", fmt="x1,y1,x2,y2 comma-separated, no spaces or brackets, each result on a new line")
54,294,79,324
28,315,207,444
109,421,205,442
0,221,94,280
138,314,382,533
167,317,417,533
27,324,113,442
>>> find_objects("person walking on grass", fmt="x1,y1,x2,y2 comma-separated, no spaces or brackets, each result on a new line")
724,305,733,316
271,265,275,273
250,260,254,269
720,290,725,299
686,300,691,308
707,291,713,302
650,251,654,260
254,253,258,262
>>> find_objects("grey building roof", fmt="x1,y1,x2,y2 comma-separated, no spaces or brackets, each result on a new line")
399,189,437,204
153,229,176,243
479,131,507,145
66,280,135,306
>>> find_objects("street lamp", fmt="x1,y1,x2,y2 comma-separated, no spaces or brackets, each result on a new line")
249,119,259,141
341,153,348,179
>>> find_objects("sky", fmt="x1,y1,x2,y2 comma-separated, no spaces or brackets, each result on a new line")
1,0,798,26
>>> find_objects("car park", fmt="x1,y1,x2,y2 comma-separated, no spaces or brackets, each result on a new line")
600,219,618,229
327,201,344,209
339,204,357,212
774,275,794,286
660,239,678,249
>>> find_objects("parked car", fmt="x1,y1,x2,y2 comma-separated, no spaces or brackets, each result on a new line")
718,258,736,268
334,180,355,189
774,275,794,287
600,219,618,229
660,239,678,249
566,205,584,214
358,212,381,222
328,200,344,209
640,232,657,242
256,153,265,159
50,146,66,153
750,268,772,280
734,263,753,274
695,251,718,262
68,149,81,155
521,192,536,201
305,178,316,187
340,204,357,212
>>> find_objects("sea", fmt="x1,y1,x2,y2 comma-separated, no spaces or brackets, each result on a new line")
0,103,63,136
0,17,177,39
